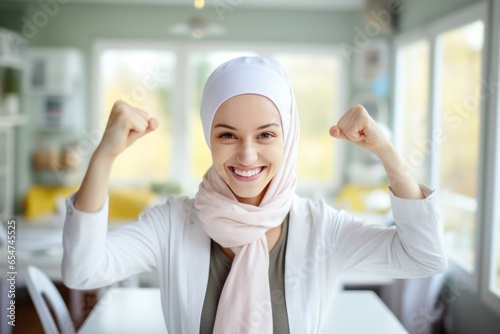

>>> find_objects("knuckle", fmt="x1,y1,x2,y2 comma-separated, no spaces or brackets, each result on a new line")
113,99,125,109
353,104,366,113
112,100,130,115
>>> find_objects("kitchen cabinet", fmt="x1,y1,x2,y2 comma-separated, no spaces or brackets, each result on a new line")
0,28,26,221
24,47,85,185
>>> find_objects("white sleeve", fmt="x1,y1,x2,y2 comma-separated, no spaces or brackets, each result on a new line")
332,185,447,277
61,193,163,289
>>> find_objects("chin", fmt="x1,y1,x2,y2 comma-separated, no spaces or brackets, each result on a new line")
232,185,268,203
233,189,263,199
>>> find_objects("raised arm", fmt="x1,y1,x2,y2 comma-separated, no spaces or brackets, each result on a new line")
329,104,423,199
74,100,159,212
328,105,446,276
62,100,160,289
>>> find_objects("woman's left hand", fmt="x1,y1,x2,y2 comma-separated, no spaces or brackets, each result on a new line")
329,104,391,155
330,105,424,199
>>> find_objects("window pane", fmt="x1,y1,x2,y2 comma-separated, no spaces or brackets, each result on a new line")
100,50,176,186
437,21,484,270
189,51,258,182
272,53,341,184
396,40,430,183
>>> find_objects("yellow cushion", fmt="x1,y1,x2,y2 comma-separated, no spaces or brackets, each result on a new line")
24,185,79,219
24,185,156,221
108,188,156,221
335,183,389,213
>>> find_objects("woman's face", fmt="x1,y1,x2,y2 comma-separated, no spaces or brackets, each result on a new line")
211,94,284,206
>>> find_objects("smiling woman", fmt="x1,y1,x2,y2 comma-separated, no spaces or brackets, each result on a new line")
63,56,446,333
210,95,284,206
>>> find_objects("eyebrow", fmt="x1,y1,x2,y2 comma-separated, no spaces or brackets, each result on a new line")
213,123,281,131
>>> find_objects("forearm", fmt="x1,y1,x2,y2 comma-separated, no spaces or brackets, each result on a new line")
374,144,424,200
74,148,115,212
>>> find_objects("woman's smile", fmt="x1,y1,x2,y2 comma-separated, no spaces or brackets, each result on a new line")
229,166,266,181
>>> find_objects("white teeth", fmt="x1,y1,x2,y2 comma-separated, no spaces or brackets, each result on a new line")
233,167,262,177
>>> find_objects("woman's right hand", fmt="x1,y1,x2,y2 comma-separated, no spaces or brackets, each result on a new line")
74,101,158,212
96,100,159,159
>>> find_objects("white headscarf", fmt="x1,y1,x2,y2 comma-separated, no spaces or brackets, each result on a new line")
195,56,299,333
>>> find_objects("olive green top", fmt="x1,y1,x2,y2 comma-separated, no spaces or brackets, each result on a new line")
200,215,290,334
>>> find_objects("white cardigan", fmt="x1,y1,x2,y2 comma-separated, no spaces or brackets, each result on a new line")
62,186,446,333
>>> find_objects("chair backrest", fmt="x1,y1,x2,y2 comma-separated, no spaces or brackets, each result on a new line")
25,266,76,334
400,271,447,334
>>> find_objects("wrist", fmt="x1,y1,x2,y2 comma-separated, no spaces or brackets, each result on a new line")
372,141,397,162
92,146,117,167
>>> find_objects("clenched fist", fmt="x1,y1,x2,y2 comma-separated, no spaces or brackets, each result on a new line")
329,105,390,154
97,100,159,159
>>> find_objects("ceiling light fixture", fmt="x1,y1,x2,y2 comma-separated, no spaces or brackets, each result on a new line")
194,0,205,10
169,0,224,39
169,14,225,39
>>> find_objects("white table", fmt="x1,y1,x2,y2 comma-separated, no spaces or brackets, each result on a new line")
79,288,408,334
79,288,167,334
328,290,408,334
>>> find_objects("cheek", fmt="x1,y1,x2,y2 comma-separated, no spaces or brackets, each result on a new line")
266,145,284,172
211,146,230,171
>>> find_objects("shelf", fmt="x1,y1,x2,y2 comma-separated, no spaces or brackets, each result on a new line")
25,88,77,96
0,113,27,127
34,168,83,186
36,127,78,134
0,56,24,70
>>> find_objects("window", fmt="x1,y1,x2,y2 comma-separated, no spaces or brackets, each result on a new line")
99,49,176,186
272,53,342,186
436,21,484,271
482,0,500,312
395,12,485,274
394,2,500,314
396,1,500,317
394,40,430,184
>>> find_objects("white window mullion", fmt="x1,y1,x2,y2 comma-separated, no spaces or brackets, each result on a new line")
170,46,190,192
428,35,441,192
480,0,500,316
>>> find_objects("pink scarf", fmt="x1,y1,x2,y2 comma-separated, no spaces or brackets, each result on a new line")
195,57,299,333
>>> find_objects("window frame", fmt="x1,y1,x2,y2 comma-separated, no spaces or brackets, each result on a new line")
394,2,488,292
393,31,430,185
394,1,500,312
92,41,348,196
480,0,500,315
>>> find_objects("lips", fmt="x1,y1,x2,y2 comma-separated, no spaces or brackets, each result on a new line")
229,166,264,178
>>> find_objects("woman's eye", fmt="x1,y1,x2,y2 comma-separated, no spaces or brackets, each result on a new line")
218,133,235,139
259,132,274,139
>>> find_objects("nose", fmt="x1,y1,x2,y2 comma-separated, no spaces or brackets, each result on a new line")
236,141,258,166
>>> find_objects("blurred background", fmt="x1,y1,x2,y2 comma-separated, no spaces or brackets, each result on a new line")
0,0,499,333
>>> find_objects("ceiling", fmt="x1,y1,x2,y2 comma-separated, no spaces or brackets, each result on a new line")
3,0,366,10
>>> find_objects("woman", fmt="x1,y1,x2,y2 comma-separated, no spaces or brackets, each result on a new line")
62,56,446,333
